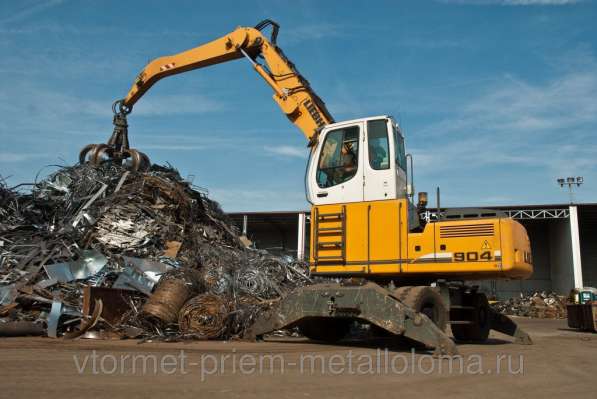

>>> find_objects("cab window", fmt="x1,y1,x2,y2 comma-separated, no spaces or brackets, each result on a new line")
316,126,359,188
367,120,390,170
394,126,407,171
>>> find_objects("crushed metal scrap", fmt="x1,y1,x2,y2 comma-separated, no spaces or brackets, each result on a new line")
492,291,568,319
0,163,310,339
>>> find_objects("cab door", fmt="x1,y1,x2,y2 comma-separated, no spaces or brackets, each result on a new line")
363,118,396,202
307,122,364,205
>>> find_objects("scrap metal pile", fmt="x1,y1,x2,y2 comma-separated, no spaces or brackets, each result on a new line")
0,162,310,339
492,292,568,319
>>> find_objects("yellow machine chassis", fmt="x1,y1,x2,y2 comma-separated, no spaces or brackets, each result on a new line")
310,199,532,281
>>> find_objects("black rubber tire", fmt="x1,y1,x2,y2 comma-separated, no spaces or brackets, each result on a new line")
396,286,448,332
451,293,491,342
298,318,351,343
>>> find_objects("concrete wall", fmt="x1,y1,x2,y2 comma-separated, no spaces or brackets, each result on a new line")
580,206,597,287
478,220,554,299
525,220,554,292
246,221,298,257
549,219,575,294
228,213,306,258
486,218,577,298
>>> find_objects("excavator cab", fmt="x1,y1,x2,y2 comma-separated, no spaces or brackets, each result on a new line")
306,115,407,206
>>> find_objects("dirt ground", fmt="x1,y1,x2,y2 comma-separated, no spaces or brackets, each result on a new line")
0,317,594,399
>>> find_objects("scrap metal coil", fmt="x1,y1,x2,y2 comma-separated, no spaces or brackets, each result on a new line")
142,278,193,324
178,294,232,338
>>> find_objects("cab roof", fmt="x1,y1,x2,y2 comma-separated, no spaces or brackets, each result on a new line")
323,115,403,135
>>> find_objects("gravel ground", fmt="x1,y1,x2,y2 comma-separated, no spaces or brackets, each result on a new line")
0,317,594,399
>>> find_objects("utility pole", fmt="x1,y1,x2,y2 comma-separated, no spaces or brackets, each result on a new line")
557,176,584,288
557,176,583,204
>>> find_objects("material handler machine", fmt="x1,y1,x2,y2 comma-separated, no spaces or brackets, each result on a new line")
81,20,533,355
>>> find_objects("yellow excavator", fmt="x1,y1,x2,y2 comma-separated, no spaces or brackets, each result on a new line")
80,20,533,355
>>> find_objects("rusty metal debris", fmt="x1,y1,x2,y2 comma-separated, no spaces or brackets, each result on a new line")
0,321,44,337
82,286,140,324
492,292,568,319
0,161,310,339
64,299,103,339
178,293,232,338
142,276,196,325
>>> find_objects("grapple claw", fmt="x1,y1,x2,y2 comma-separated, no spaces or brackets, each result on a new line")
122,148,142,172
79,144,98,164
78,100,151,171
139,151,151,171
90,144,114,166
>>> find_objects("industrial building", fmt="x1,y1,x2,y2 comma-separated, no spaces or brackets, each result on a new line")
229,203,597,299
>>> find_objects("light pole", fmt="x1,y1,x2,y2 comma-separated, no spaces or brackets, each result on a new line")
557,176,583,204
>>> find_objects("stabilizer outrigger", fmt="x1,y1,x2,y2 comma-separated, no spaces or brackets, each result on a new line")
245,281,458,356
245,280,532,356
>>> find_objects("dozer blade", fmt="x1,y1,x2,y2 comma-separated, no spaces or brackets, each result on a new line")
244,281,458,356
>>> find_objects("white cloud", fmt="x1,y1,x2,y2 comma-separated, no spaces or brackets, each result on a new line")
395,38,468,49
0,23,201,38
139,144,207,151
0,152,52,163
132,94,224,116
418,71,597,140
0,84,226,137
464,73,597,131
439,0,584,4
0,0,66,26
263,145,307,158
134,135,248,151
0,85,112,134
282,23,346,45
407,57,597,206
208,187,307,212
502,0,583,4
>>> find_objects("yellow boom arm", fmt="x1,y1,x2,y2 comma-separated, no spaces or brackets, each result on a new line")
120,20,334,143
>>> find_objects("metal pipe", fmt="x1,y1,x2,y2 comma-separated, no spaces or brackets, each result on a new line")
436,186,441,221
367,205,371,273
297,213,306,261
242,214,248,236
398,201,403,273
239,48,286,98
406,153,414,201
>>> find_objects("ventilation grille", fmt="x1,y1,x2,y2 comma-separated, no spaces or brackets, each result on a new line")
440,223,494,238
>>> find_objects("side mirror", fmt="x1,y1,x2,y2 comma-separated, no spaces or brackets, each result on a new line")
406,184,413,196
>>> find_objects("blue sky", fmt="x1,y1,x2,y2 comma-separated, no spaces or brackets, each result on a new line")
1,0,595,211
